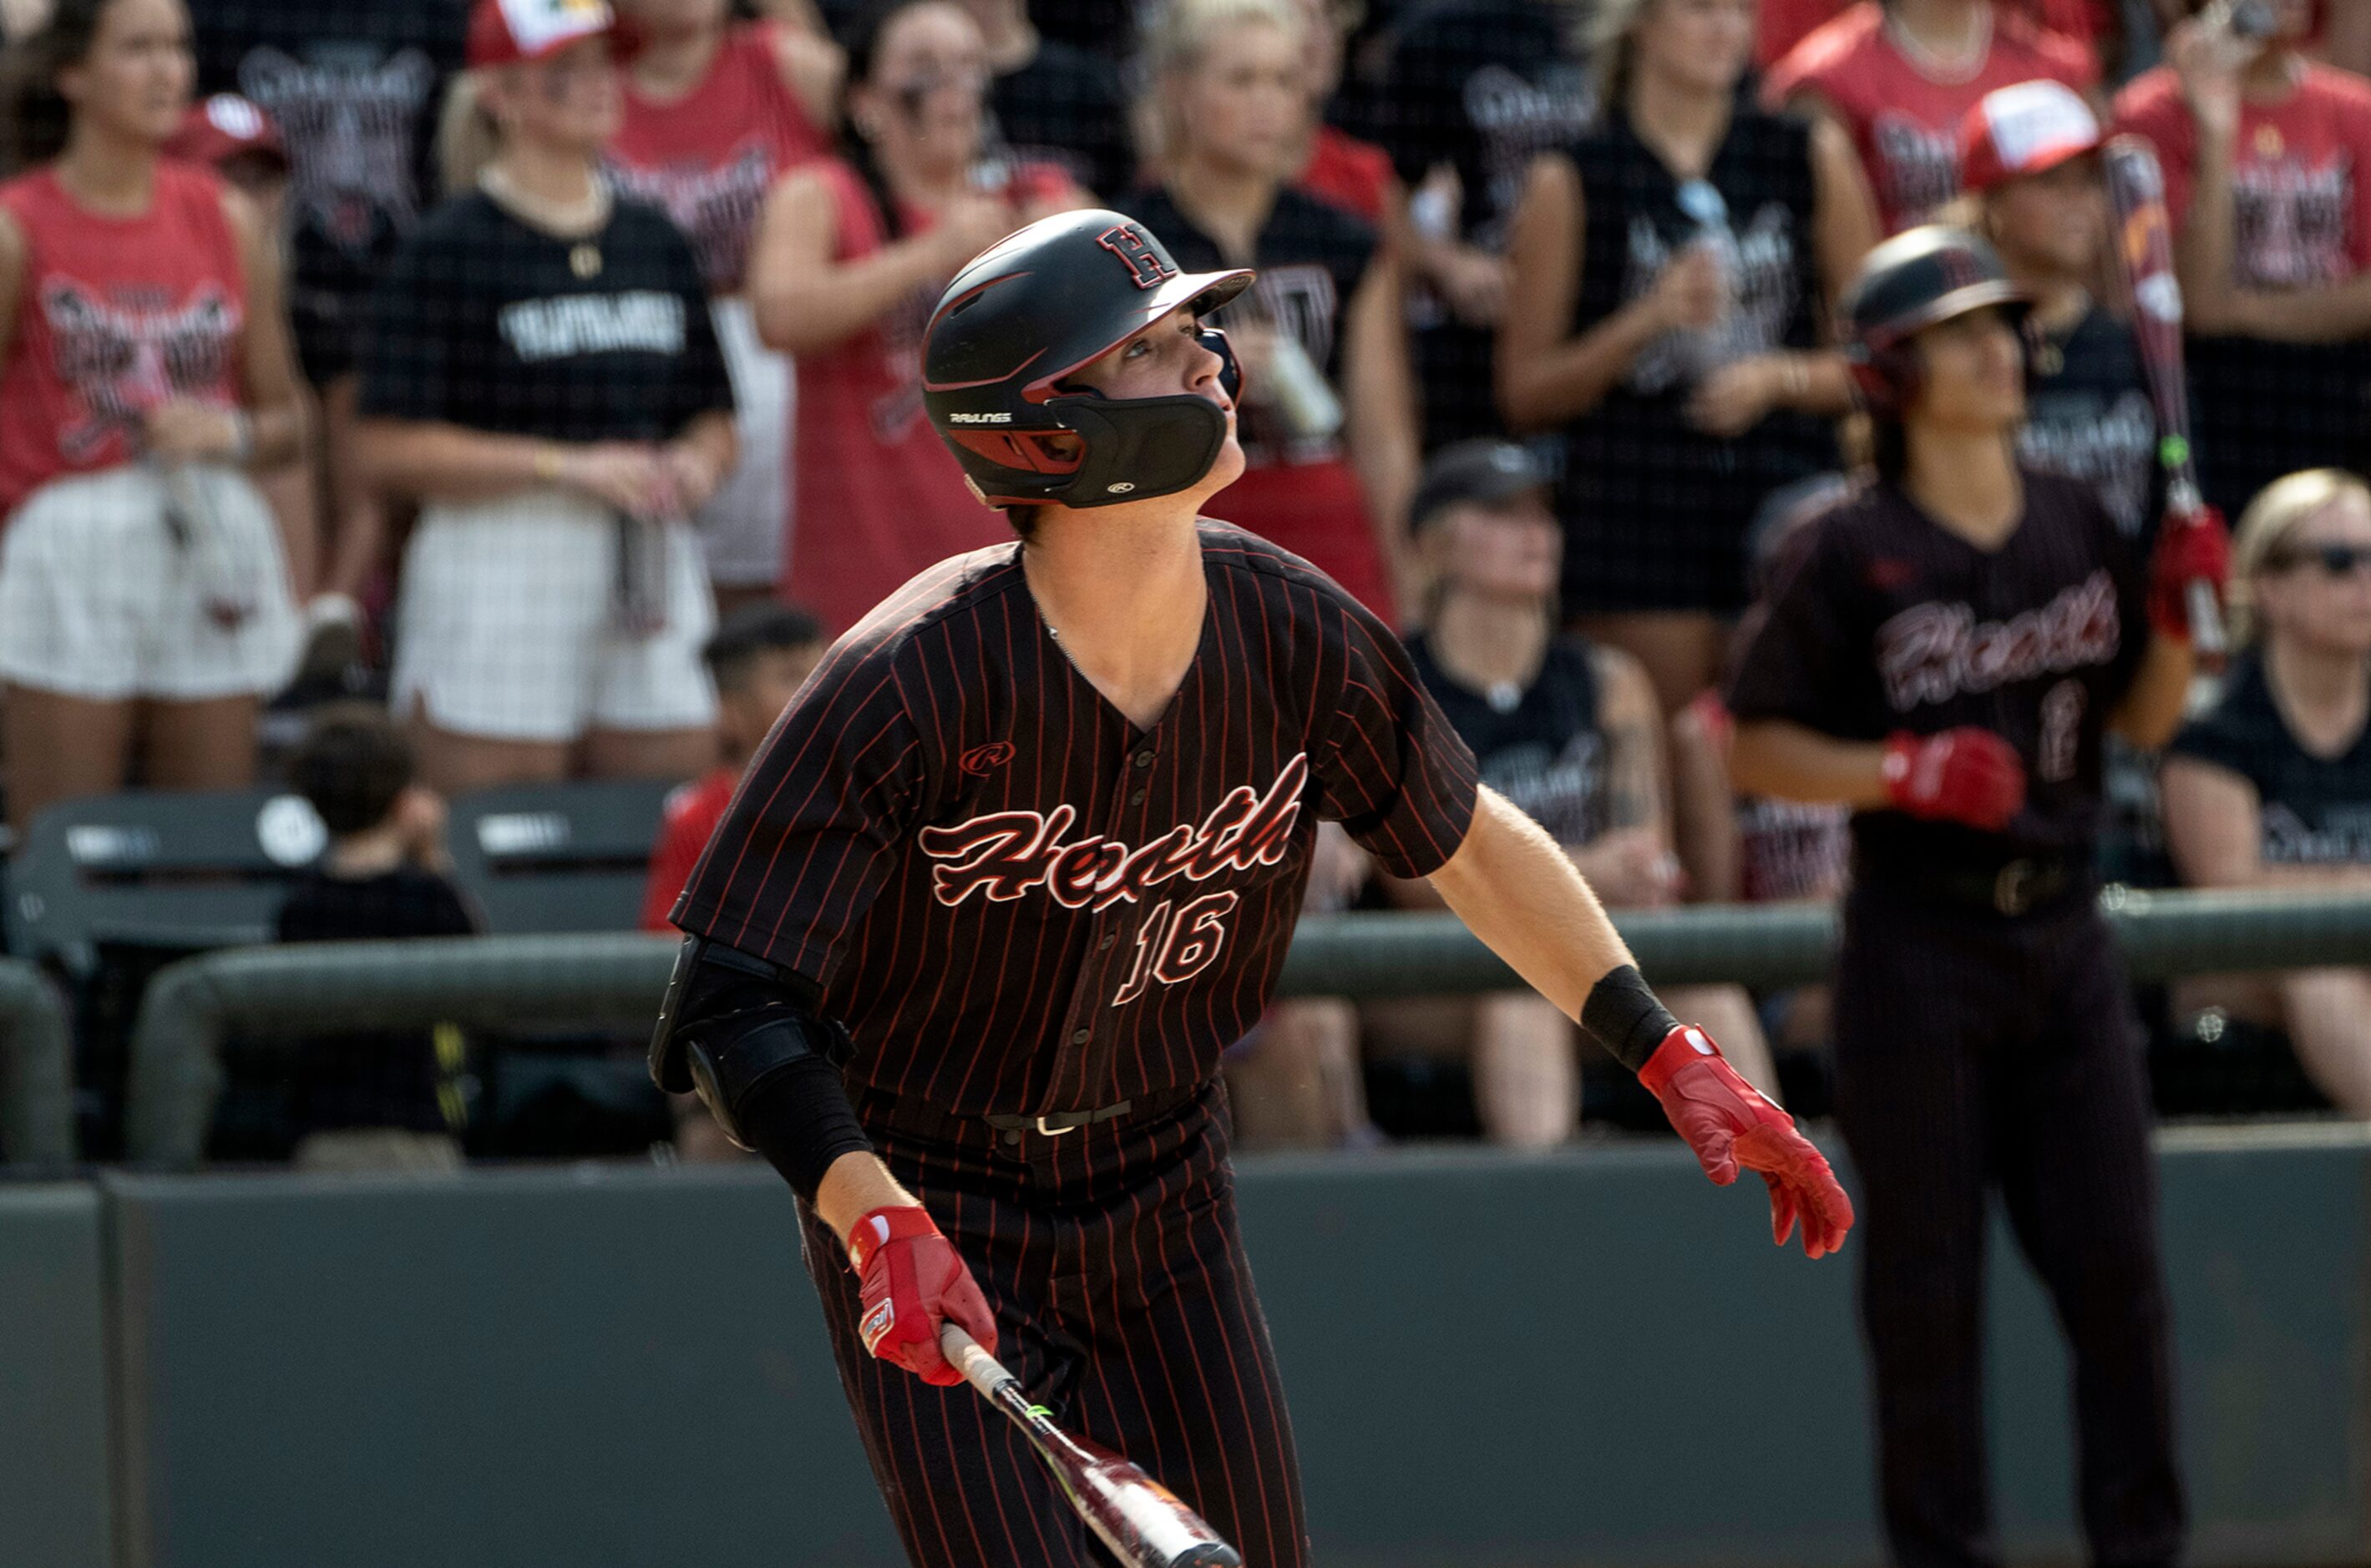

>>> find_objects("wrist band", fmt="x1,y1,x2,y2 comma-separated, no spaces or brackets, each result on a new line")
1581,964,1682,1073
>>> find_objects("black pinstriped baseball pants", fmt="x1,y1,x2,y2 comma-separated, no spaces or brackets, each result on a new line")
1831,884,2184,1568
798,1081,1310,1568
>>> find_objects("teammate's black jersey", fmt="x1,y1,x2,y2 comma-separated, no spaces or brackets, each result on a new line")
674,523,1482,1115
190,0,470,385
1407,631,1607,848
2168,650,2371,863
1727,468,2150,866
2019,304,2161,542
357,194,732,443
1126,185,1375,468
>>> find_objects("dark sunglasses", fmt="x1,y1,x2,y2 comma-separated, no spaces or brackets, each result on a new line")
2271,542,2371,575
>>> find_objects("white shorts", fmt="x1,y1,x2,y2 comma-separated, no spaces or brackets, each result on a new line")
391,489,717,743
697,296,794,590
0,463,299,701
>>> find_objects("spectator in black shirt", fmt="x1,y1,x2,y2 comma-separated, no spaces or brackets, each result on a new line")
277,705,480,1171
951,0,1132,200
1137,0,1420,622
1363,441,1780,1144
357,0,737,796
2163,468,2371,1113
1354,0,1594,448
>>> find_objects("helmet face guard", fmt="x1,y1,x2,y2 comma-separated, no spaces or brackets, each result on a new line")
923,210,1254,510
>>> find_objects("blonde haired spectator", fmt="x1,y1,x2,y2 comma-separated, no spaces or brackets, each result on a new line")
357,0,737,794
2163,468,2371,1114
1133,0,1419,621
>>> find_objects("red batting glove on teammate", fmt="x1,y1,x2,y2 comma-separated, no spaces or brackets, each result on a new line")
2146,503,2232,643
848,1205,998,1387
1640,1024,1853,1258
1882,728,2025,832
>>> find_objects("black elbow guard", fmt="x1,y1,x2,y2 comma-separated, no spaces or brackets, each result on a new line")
650,938,864,1171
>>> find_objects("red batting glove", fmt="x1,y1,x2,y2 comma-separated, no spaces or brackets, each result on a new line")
1640,1025,1853,1259
1882,728,2025,832
2146,503,2232,643
848,1205,997,1387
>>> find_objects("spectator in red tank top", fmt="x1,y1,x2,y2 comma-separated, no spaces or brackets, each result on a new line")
609,0,838,615
1766,0,2100,232
747,0,1083,638
0,0,307,835
1134,0,1419,623
2115,0,2371,515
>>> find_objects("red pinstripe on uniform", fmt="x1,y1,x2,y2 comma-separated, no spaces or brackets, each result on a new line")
677,521,1475,1567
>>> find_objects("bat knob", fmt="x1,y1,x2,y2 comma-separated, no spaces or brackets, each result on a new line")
1172,1549,1242,1567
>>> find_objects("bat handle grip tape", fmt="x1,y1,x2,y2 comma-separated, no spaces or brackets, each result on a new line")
939,1323,1015,1400
2186,579,2227,657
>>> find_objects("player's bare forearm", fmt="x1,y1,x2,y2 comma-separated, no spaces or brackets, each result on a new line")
813,1151,921,1246
1423,786,1641,1023
2222,275,2371,342
1730,719,1892,808
352,418,557,503
2108,631,2196,750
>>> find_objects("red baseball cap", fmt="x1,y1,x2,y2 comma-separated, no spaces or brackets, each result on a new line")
1958,79,2102,193
467,0,634,68
165,94,288,173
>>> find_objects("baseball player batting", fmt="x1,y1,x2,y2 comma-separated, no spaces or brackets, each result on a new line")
1727,226,2226,1568
654,209,1852,1568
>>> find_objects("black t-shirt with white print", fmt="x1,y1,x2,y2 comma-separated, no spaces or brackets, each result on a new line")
1727,468,2151,869
357,193,733,443
2168,650,2371,864
1407,631,1609,848
191,0,471,385
2019,303,2163,543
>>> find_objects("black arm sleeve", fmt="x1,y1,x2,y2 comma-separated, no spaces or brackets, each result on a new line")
651,939,873,1204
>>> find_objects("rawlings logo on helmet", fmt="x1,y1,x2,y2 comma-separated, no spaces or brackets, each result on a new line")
1097,225,1176,290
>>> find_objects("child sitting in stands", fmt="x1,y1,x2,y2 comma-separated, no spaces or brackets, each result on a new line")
277,705,480,1171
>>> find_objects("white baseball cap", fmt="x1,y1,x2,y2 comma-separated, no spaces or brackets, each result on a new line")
1958,79,2102,193
467,0,634,69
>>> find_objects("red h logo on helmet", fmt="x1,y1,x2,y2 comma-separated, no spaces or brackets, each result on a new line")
1097,224,1176,290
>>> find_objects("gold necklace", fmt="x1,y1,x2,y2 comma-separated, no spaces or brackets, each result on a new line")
478,164,613,273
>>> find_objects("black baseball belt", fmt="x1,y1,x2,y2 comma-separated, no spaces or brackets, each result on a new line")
859,1082,1203,1146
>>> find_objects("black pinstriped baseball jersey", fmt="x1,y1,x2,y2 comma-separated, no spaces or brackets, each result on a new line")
672,520,1481,1115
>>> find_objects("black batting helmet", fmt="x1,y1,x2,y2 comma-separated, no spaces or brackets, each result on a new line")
921,209,1253,509
1840,225,2029,411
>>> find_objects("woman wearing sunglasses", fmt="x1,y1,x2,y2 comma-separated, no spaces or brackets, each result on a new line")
2162,468,2371,1115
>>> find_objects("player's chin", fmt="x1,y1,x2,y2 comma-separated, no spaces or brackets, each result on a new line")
1208,437,1248,492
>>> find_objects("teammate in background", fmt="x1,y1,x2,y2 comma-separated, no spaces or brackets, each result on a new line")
2162,468,2371,1114
187,0,471,685
1728,226,2221,1568
2115,0,2371,516
640,601,826,934
656,209,1853,1568
1957,81,2161,539
355,0,737,795
1132,0,1418,620
747,0,1082,639
606,0,836,616
1766,0,2098,235
1364,439,1781,1146
0,0,306,836
1498,0,1876,715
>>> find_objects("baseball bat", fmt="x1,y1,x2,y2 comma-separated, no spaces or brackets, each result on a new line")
2100,133,2227,656
938,1324,1242,1568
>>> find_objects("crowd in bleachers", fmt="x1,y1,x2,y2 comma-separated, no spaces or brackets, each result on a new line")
2,0,2370,1166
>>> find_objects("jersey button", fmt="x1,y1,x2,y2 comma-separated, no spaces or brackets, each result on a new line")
1133,751,1154,769
1130,789,1147,805
1071,1028,1092,1044
1099,933,1117,951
